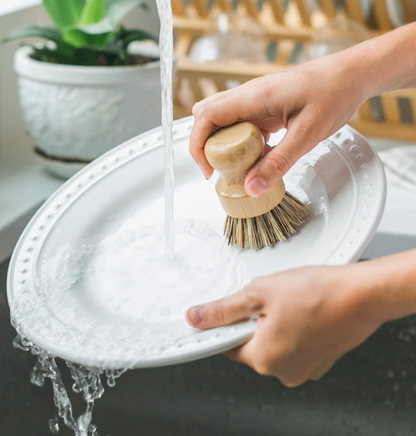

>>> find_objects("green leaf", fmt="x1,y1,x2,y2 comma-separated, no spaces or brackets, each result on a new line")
1,25,75,58
61,0,148,48
42,0,85,31
63,29,110,48
80,0,106,25
76,0,148,35
119,29,158,48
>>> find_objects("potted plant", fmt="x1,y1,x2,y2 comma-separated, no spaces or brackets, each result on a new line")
3,0,160,178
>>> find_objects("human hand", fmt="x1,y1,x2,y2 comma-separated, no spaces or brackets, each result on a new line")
190,54,368,197
186,264,381,386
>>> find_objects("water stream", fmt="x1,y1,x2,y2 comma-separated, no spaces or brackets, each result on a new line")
156,0,175,260
12,0,176,434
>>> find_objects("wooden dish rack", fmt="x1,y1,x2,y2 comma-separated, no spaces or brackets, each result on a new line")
172,0,416,141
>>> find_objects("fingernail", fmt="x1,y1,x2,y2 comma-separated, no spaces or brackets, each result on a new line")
187,306,203,325
246,177,267,197
202,169,211,180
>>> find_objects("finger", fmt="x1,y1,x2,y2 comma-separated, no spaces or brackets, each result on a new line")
310,361,334,380
224,339,258,368
263,143,273,154
190,91,243,178
189,116,216,179
224,317,279,376
244,115,318,197
224,328,302,386
189,82,275,177
186,287,264,329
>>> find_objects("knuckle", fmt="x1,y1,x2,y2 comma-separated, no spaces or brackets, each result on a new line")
265,153,291,177
241,287,263,313
192,101,206,118
253,359,274,376
280,376,307,388
209,303,227,325
252,351,281,377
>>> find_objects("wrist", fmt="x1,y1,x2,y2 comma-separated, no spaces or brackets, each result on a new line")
332,262,386,324
350,23,416,98
349,251,416,324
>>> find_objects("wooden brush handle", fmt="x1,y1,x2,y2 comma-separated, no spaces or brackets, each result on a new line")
204,122,285,219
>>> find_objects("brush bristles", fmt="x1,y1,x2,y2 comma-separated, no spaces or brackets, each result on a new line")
224,192,309,250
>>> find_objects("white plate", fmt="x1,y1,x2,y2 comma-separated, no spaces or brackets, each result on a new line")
7,117,386,369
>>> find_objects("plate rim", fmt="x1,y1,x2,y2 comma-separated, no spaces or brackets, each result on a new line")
7,118,386,368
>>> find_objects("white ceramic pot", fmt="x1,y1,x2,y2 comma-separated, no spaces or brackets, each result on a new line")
14,45,161,178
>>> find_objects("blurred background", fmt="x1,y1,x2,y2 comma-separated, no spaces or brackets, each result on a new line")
2,2,416,436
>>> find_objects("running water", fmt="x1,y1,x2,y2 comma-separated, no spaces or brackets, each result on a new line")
155,0,175,260
11,1,178,434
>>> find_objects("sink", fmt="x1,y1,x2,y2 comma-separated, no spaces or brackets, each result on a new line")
1,255,416,436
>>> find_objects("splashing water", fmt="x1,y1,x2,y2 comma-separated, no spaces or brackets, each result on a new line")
11,0,180,434
13,335,125,436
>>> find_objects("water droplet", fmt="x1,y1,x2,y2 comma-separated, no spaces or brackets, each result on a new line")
49,417,60,434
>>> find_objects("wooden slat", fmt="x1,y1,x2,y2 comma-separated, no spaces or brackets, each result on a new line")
294,0,311,27
358,100,373,121
172,16,314,41
401,0,416,22
188,77,206,102
274,40,296,64
410,98,416,124
382,95,401,123
199,78,218,98
177,58,288,82
216,0,230,12
349,120,416,141
345,0,364,23
189,0,209,17
373,0,392,31
266,0,285,24
173,74,182,105
319,0,336,19
241,0,259,19
174,34,193,57
213,77,228,93
171,0,186,16
380,89,416,99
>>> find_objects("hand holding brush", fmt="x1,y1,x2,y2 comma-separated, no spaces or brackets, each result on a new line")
204,122,308,249
188,23,416,386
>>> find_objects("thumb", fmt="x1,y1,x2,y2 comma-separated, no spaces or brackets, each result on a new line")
244,121,317,197
186,288,264,330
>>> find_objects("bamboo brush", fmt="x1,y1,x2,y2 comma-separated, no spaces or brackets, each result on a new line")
204,122,308,250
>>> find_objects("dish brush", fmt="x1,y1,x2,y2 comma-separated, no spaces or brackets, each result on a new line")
204,122,308,250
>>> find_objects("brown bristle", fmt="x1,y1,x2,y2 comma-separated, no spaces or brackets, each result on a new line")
224,191,309,250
